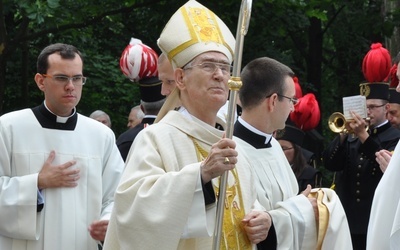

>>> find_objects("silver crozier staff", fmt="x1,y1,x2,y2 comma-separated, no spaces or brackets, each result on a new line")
212,0,253,249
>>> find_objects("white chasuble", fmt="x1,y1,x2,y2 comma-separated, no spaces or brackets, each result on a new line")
367,142,400,250
104,111,259,250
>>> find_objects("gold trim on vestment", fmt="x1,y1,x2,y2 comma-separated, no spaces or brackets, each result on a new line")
308,189,330,250
168,6,233,63
190,136,251,249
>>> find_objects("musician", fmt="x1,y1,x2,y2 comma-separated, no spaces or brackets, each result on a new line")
385,61,400,129
387,88,400,129
116,38,165,161
275,124,322,192
116,77,165,161
323,43,400,250
103,1,270,249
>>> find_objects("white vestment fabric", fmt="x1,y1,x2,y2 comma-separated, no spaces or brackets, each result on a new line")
103,111,261,250
367,143,400,249
0,108,124,250
235,136,352,250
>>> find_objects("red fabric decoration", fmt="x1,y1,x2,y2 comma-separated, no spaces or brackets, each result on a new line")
389,64,399,88
289,93,320,131
119,38,159,81
293,76,303,98
362,43,391,82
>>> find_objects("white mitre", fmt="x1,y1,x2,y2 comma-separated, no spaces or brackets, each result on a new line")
157,0,235,69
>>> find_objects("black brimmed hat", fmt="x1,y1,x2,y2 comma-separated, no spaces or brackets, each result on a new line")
138,77,164,103
389,88,400,104
359,82,389,100
275,124,305,146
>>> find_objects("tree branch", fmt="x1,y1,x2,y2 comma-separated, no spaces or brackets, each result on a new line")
322,5,346,36
13,0,164,42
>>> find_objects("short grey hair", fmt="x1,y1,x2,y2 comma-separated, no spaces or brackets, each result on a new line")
89,110,111,127
131,105,144,120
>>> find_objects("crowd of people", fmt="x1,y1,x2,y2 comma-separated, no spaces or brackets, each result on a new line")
2,0,400,249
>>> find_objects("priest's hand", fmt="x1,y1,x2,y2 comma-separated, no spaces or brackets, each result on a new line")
200,138,237,183
242,211,271,244
38,150,80,189
301,185,319,224
375,149,392,173
88,220,109,241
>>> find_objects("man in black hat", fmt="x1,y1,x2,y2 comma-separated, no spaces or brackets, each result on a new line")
275,124,322,192
323,82,400,249
116,77,165,161
387,88,400,129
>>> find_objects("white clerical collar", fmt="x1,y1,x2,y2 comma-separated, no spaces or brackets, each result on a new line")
43,101,76,123
374,120,389,129
143,115,157,119
238,117,272,144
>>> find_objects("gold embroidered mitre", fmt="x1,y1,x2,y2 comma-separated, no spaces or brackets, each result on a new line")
157,0,235,69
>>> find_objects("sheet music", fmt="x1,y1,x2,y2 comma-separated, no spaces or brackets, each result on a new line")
342,95,367,120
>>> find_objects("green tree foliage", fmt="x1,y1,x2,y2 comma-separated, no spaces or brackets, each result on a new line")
1,0,167,135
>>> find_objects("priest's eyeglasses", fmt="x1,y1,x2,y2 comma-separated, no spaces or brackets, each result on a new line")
42,74,87,86
183,62,232,76
266,93,299,106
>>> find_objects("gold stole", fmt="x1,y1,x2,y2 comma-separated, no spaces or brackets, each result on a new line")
191,137,251,250
308,189,330,250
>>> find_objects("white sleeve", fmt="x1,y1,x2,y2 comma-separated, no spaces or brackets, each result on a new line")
99,133,125,220
181,169,216,238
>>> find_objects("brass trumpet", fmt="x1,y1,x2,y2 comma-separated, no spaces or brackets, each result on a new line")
328,112,369,133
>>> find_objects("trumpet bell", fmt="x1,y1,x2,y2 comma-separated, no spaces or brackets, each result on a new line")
328,112,348,133
328,112,370,134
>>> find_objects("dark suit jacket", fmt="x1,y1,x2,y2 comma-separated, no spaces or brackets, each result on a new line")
323,122,400,234
116,117,155,161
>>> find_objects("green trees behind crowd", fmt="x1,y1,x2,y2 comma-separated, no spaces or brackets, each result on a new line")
1,0,400,140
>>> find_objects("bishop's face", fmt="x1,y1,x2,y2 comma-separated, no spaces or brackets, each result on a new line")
176,52,230,121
